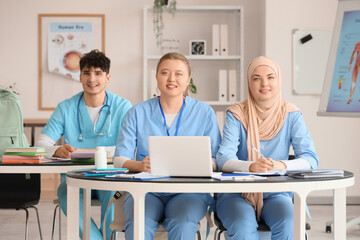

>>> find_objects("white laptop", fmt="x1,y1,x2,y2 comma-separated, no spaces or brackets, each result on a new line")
148,136,213,177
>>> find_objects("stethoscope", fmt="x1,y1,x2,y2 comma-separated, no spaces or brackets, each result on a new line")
77,92,111,141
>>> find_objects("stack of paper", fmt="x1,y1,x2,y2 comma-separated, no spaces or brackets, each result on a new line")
287,169,344,179
2,147,47,164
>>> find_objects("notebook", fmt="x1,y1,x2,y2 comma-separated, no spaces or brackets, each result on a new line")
148,136,213,177
287,169,344,179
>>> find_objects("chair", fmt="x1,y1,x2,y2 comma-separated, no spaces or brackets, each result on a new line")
0,173,43,240
51,197,102,240
213,155,310,240
109,191,202,240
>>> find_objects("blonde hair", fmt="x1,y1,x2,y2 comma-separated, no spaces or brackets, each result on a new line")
156,52,191,96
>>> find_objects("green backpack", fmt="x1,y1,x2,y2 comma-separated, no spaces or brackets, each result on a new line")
0,89,29,160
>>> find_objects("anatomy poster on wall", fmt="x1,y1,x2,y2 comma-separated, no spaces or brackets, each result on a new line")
47,22,94,81
327,10,360,112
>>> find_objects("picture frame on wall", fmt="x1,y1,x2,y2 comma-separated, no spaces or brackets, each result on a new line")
38,14,105,111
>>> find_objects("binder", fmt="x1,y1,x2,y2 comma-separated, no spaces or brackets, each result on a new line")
228,70,237,101
220,24,228,55
212,24,220,56
218,70,227,101
150,70,159,98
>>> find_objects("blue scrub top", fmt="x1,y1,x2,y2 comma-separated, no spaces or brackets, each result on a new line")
115,96,221,161
216,110,319,170
42,91,132,148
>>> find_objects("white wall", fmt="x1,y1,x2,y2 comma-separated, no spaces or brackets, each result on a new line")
0,0,264,118
2,0,357,199
265,0,360,200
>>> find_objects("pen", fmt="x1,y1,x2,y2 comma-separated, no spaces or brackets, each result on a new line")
222,173,251,177
140,153,147,158
251,145,274,166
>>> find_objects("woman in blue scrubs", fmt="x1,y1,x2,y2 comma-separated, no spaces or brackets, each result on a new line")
114,52,221,239
216,56,318,240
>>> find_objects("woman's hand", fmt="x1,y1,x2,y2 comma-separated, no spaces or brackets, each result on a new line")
141,156,151,172
53,144,77,158
272,160,287,169
249,158,273,173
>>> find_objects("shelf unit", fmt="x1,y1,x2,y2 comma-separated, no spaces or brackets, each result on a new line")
143,5,244,107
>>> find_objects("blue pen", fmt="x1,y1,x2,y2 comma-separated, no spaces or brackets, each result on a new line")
140,153,147,158
222,173,251,177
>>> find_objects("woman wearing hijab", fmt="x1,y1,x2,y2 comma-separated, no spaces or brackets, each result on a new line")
215,56,318,239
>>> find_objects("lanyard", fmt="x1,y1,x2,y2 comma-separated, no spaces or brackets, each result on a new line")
158,98,185,136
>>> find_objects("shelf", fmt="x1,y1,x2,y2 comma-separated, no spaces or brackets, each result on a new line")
147,55,242,61
143,5,244,105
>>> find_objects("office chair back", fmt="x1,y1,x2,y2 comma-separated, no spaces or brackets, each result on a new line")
0,174,41,208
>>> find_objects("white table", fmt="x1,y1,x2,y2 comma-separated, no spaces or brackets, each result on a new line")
0,163,96,173
66,172,354,240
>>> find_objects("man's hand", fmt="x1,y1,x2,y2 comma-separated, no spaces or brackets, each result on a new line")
53,144,77,158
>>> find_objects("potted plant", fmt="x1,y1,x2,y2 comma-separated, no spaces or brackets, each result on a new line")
153,0,177,47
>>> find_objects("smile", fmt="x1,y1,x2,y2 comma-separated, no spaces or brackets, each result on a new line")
166,84,177,89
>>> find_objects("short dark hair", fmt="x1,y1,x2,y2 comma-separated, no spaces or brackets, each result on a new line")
80,49,110,74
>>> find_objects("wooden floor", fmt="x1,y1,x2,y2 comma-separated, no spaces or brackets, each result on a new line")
0,201,359,239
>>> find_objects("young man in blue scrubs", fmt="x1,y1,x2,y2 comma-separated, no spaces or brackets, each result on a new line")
35,49,132,240
114,52,221,240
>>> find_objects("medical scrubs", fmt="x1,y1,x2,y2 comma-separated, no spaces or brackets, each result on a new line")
114,96,221,240
216,111,318,240
42,90,132,240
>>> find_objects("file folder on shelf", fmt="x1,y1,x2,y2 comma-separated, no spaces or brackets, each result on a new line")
212,24,220,56
220,24,228,55
228,70,237,102
150,69,159,98
219,70,227,101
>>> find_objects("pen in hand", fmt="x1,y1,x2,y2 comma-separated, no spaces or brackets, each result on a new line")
251,145,274,167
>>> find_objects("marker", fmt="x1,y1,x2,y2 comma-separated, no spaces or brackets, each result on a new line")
252,145,274,166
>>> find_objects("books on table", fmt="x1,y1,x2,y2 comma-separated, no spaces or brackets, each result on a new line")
287,169,344,179
70,150,112,163
2,147,47,164
5,147,46,152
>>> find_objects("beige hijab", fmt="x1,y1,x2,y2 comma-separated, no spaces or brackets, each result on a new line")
227,56,299,221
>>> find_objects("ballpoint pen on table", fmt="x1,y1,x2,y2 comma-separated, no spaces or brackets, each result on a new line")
251,145,274,167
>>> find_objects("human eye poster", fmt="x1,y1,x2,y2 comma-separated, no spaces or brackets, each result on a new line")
47,22,94,81
327,10,360,112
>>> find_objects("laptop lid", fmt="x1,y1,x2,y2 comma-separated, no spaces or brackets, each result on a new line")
148,136,213,177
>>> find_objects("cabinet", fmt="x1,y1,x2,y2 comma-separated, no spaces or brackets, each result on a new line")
143,6,244,107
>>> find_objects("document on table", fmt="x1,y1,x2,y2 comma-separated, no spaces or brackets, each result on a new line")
104,172,171,180
234,168,287,176
212,172,267,181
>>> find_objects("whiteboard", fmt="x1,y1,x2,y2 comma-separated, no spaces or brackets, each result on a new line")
292,30,332,95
